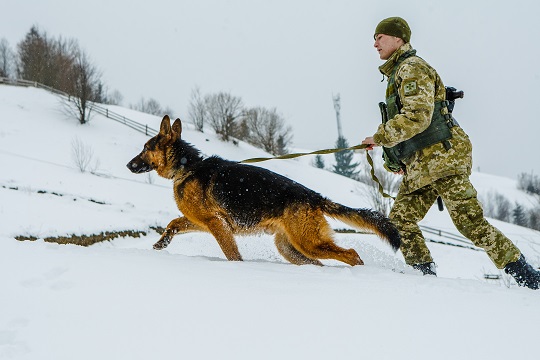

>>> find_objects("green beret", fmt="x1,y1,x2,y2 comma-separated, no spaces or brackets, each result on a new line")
374,17,411,43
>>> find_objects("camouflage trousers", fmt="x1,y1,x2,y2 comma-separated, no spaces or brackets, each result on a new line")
390,174,521,269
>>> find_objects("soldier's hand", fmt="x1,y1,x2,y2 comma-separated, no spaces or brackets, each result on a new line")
362,136,377,150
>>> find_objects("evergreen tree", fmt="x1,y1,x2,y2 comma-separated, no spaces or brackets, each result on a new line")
313,154,325,169
275,135,288,156
17,26,52,85
332,136,359,179
513,203,528,227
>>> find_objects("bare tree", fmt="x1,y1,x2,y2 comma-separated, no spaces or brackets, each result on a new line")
71,137,95,173
493,192,512,222
240,107,293,155
517,172,540,196
188,86,206,132
0,38,15,78
529,206,540,231
51,36,79,93
144,98,163,115
106,89,124,105
481,191,512,222
130,97,165,116
205,92,243,141
63,48,101,124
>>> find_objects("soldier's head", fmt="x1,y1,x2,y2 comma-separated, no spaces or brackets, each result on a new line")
373,17,411,60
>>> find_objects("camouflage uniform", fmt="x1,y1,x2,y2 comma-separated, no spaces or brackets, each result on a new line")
373,43,521,269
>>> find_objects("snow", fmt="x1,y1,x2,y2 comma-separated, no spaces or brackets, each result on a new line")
1,85,539,360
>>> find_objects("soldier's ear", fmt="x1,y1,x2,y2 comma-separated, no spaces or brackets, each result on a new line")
171,119,182,138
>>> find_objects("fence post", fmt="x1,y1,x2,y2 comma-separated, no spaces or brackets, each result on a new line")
146,124,148,135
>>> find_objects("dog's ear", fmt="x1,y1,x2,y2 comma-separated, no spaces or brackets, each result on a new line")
159,115,171,135
171,118,182,138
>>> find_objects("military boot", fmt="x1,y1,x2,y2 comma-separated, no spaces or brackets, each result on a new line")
412,262,437,276
504,255,540,290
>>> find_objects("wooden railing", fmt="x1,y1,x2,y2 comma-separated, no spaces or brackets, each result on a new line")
91,105,158,136
0,76,158,137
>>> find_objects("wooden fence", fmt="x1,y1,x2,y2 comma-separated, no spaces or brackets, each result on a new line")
0,76,158,137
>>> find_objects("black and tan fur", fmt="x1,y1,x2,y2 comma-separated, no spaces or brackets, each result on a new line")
127,116,400,266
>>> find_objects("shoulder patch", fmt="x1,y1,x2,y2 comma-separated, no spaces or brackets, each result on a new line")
403,80,418,96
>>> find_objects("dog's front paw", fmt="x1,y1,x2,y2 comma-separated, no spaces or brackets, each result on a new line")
153,238,170,250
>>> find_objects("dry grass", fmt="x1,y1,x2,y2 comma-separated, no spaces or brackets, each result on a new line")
14,228,164,247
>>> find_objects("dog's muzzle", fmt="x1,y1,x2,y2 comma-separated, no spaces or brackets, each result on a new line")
127,157,153,174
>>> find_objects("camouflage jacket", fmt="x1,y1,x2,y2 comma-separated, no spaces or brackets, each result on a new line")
373,43,472,194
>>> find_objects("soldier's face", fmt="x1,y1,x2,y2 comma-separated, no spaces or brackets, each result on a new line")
374,34,403,60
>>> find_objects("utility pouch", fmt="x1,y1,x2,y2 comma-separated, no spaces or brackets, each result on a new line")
393,100,454,160
378,102,404,172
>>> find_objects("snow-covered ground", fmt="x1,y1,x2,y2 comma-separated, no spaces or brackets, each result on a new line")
1,85,539,360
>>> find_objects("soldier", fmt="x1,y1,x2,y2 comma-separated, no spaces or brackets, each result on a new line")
361,17,540,289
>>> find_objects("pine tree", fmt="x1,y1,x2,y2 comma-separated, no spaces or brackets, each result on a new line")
332,136,359,179
513,203,528,227
313,154,325,169
275,135,287,156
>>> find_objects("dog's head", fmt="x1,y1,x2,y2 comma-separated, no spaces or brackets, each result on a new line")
126,115,183,178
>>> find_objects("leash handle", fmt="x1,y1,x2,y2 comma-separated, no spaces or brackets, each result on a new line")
240,144,395,200
365,150,396,200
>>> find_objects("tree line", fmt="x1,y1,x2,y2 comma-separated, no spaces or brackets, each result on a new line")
0,26,294,155
1,26,176,124
1,26,108,124
482,172,540,231
187,87,292,155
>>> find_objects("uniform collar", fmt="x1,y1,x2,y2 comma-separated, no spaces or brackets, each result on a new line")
378,43,415,77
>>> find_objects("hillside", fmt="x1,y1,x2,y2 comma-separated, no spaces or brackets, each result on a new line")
1,84,539,360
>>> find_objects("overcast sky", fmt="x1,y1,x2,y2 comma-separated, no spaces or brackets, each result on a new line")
2,0,539,179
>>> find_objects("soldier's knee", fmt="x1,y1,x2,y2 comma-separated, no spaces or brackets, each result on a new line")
452,201,487,236
390,209,415,225
458,202,484,223
389,212,405,231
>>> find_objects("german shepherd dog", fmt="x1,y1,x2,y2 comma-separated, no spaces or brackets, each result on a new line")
127,115,400,266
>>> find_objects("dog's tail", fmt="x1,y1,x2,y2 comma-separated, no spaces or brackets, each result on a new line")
322,200,400,252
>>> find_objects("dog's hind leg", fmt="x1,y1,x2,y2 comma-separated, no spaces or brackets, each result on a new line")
275,232,323,266
153,217,203,250
291,234,364,266
205,216,243,261
283,209,364,266
295,236,364,266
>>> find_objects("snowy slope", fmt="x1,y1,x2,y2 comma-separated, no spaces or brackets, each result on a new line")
1,85,539,360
